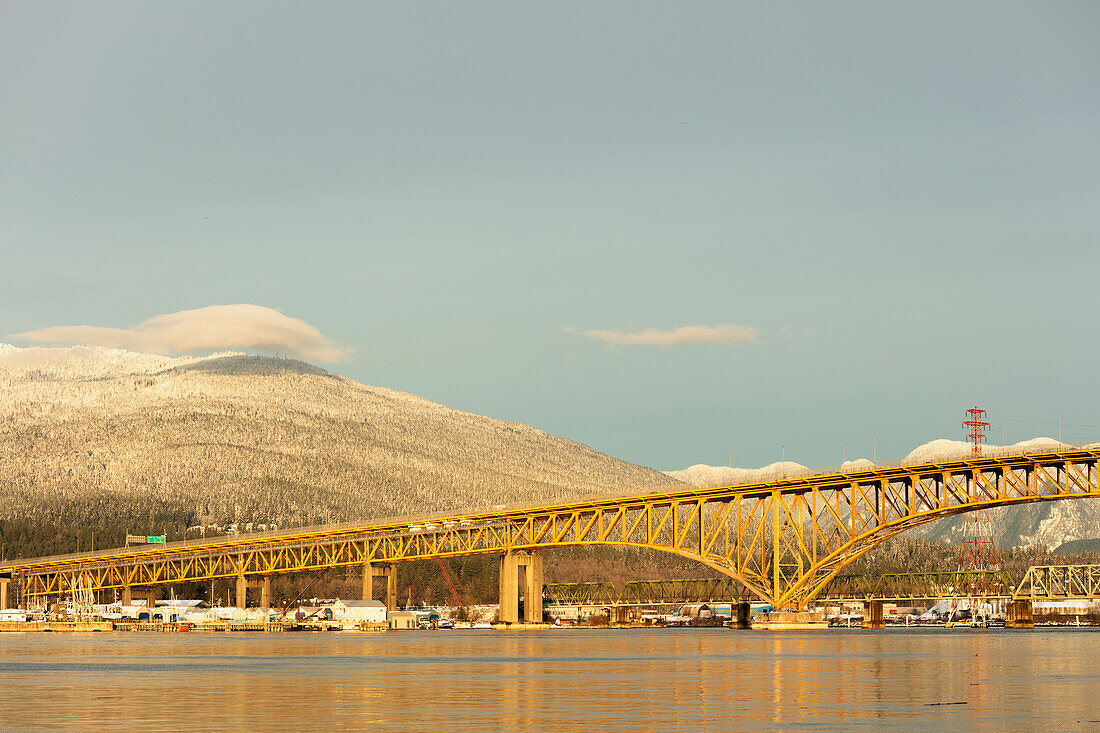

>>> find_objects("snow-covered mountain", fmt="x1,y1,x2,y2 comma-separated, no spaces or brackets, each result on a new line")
900,437,1070,464
666,461,812,487
4,340,1096,553
0,344,681,534
665,438,1100,550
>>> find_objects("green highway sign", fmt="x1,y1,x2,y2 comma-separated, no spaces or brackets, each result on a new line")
146,535,166,543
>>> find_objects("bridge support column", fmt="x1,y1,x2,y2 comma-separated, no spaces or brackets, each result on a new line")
862,600,884,629
498,554,520,624
121,584,132,606
385,565,397,611
730,601,752,629
362,563,397,610
610,606,630,625
236,574,248,608
362,562,373,601
0,577,9,609
498,552,542,624
143,590,156,608
523,552,543,623
1006,599,1034,629
234,576,272,609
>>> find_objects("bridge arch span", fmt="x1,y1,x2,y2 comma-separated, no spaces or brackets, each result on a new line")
5,449,1099,610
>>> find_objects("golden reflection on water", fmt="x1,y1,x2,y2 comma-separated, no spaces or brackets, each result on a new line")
1,629,1097,731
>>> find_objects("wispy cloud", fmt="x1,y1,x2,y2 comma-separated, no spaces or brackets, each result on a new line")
570,324,759,347
9,304,352,363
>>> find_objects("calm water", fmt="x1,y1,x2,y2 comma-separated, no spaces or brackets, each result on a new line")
1,628,1097,731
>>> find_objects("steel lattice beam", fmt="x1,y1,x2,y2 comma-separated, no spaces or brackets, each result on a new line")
4,448,1100,609
544,582,618,606
545,577,750,606
817,570,1015,602
1014,564,1100,600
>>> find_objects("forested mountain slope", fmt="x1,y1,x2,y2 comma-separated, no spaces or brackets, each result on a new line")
0,344,680,555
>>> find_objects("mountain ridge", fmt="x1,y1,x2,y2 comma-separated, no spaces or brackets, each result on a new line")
3,342,1096,557
0,344,681,551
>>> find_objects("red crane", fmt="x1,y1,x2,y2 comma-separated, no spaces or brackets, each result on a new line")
435,557,466,608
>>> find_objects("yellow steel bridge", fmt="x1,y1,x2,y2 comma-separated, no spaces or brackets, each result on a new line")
3,447,1100,609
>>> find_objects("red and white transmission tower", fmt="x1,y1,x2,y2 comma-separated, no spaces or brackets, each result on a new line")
962,406,989,456
958,406,999,570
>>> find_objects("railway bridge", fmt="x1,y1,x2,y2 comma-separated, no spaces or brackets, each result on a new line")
547,566,1100,607
2,447,1100,617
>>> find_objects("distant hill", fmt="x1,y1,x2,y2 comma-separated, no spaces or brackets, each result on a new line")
1054,538,1100,555
665,439,1100,551
0,344,681,552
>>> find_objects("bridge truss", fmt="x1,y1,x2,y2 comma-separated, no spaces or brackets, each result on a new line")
545,582,618,606
816,570,1015,602
545,577,750,606
547,566,1100,607
4,448,1100,609
1014,564,1100,601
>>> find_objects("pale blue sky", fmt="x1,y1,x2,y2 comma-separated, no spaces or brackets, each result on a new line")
2,2,1098,469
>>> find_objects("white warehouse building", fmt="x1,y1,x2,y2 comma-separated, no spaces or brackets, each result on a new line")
330,600,388,624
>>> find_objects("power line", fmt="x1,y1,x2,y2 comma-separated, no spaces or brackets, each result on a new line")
875,420,962,459
998,427,1100,438
1000,417,1100,430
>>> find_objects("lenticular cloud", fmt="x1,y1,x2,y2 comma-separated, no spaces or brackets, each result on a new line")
575,324,758,347
9,304,352,363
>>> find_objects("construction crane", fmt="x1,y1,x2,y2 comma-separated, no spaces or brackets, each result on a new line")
435,557,466,609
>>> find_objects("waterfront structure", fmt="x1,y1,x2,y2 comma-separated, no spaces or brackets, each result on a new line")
331,600,387,624
3,447,1100,612
388,611,417,629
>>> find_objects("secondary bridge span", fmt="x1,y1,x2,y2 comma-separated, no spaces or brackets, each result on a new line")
818,565,1100,603
3,448,1100,610
545,577,751,607
547,566,1100,606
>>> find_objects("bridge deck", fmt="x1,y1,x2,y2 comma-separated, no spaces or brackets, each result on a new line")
3,447,1099,609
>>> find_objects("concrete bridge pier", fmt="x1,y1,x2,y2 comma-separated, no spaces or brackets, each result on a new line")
498,554,518,623
118,585,152,607
362,563,398,611
0,577,10,609
385,565,397,611
862,600,885,629
498,552,543,624
235,575,274,608
730,601,752,629
610,606,631,625
524,553,543,623
1006,599,1034,629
